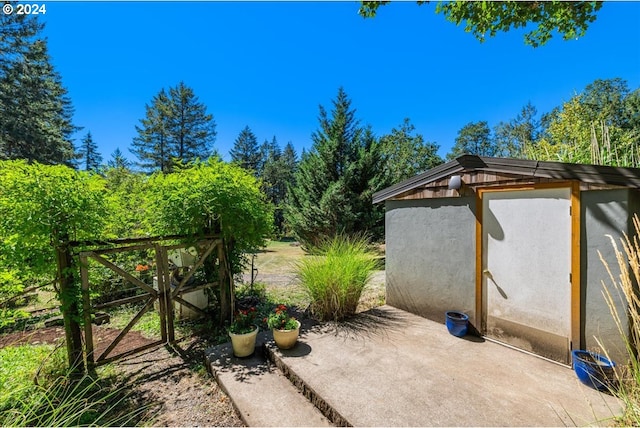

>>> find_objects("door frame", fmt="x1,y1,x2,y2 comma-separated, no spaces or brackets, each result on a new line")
474,181,581,356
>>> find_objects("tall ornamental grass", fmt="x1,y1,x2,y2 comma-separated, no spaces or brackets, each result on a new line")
296,235,378,321
598,214,640,425
0,344,155,427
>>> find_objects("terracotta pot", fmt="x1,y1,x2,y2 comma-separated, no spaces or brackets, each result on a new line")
229,327,258,357
272,320,301,350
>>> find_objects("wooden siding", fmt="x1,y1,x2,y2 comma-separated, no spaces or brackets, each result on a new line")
389,171,627,201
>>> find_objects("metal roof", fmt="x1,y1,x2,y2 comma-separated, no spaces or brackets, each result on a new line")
372,155,640,204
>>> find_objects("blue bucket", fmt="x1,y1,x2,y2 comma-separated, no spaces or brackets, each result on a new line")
572,350,616,391
445,311,469,337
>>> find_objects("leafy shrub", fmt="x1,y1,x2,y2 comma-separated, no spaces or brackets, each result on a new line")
146,158,273,274
296,234,378,321
0,160,109,333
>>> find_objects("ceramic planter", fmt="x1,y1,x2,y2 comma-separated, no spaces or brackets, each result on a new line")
572,350,616,391
272,320,301,350
445,311,469,337
229,327,259,357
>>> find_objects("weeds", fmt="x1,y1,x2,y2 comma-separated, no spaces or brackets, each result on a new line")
295,234,378,321
598,214,640,425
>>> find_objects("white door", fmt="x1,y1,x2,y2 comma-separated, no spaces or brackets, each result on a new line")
482,187,572,363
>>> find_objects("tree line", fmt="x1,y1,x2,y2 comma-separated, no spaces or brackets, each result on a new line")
447,78,640,166
2,4,639,250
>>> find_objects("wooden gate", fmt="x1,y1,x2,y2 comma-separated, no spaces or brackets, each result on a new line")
75,235,233,366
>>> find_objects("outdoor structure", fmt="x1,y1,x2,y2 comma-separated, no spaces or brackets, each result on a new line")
373,155,640,365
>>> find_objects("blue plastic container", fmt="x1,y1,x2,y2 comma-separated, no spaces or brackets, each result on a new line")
445,311,469,337
572,350,616,391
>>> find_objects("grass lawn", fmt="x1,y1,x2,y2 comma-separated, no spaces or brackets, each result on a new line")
251,239,306,275
248,239,386,313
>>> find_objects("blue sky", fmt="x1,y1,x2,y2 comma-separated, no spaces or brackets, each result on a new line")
40,1,640,163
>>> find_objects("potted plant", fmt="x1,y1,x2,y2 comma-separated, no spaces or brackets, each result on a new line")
228,307,259,357
267,304,300,350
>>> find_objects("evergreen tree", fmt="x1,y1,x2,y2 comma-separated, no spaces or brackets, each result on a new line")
77,131,102,171
230,126,261,173
447,121,496,160
0,3,41,72
286,88,386,248
379,118,443,183
258,136,280,176
259,137,298,235
131,89,172,173
131,83,216,173
0,12,77,165
107,147,131,169
167,81,216,162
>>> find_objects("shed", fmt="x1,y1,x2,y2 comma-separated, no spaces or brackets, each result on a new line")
373,155,640,364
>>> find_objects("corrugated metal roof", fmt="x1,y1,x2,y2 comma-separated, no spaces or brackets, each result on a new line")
372,155,640,204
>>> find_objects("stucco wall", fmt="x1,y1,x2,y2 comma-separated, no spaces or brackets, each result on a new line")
385,197,477,325
581,189,631,363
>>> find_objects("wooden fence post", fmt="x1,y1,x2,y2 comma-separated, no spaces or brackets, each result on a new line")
218,239,234,326
56,241,85,373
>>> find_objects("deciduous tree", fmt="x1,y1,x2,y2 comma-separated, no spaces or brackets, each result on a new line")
379,118,443,183
493,102,540,158
447,121,495,160
359,1,603,47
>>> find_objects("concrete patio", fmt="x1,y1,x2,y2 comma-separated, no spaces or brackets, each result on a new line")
206,306,621,426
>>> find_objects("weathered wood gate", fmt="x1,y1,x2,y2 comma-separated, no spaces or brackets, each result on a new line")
71,235,234,367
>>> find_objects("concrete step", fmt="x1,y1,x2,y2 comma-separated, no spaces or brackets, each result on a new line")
206,333,332,427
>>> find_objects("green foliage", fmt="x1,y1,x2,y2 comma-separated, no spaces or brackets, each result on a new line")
0,344,68,412
0,161,108,302
107,148,132,169
0,345,154,426
528,79,640,167
286,88,388,248
295,234,378,322
103,165,151,238
0,14,77,165
493,102,540,158
108,305,161,339
228,307,258,334
146,158,273,272
0,270,30,329
132,82,216,173
447,121,496,160
266,304,298,330
359,1,603,47
76,131,102,172
230,126,261,173
259,139,298,236
379,118,443,183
